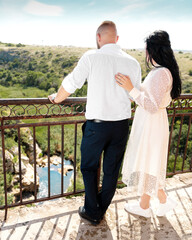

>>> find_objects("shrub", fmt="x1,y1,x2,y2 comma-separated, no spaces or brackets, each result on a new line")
5,43,15,47
16,43,25,47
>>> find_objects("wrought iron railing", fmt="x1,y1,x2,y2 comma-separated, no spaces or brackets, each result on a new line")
0,95,192,220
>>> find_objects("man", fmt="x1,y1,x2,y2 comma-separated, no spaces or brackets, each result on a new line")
49,21,141,225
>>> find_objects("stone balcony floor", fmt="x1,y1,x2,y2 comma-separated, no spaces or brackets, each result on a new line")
0,172,192,240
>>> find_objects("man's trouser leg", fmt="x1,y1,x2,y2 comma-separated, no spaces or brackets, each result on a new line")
80,119,129,220
98,120,129,216
80,121,105,220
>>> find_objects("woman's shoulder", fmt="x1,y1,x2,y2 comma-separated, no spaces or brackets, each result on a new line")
152,66,171,76
151,67,172,82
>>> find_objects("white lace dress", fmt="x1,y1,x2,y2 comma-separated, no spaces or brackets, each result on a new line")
122,67,173,197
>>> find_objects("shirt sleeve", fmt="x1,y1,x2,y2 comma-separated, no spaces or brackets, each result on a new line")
62,53,90,94
129,68,172,113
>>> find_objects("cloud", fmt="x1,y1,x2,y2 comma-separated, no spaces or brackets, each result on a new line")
23,0,63,17
100,0,152,20
116,1,151,15
88,1,95,6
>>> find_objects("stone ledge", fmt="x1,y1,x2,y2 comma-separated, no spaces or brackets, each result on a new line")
0,172,192,240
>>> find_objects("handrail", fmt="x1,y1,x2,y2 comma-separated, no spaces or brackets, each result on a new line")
0,97,87,105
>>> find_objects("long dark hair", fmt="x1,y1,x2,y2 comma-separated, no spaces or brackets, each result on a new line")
145,30,182,99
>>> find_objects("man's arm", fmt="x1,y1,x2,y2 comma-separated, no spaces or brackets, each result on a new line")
48,53,90,104
48,85,70,104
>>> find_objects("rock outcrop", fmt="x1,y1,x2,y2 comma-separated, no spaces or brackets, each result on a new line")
36,155,74,176
0,148,15,173
13,162,39,194
0,146,39,198
36,155,62,167
20,127,42,164
58,165,74,176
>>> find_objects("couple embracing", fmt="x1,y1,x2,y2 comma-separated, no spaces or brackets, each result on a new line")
49,21,181,225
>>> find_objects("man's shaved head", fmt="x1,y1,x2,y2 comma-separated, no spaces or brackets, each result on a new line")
96,21,117,36
96,21,119,48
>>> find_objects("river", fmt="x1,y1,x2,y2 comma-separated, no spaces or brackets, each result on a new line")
36,159,73,198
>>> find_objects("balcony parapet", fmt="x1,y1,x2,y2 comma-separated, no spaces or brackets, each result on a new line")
0,94,192,220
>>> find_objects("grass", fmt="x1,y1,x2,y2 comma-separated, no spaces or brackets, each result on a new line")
0,85,48,98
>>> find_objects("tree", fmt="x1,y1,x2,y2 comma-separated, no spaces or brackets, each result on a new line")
5,71,12,86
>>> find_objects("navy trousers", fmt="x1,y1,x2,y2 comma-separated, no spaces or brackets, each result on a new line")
80,119,129,220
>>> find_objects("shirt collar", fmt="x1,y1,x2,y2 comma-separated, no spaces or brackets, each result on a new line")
100,43,121,51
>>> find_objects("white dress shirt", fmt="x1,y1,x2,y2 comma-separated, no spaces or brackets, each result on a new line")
62,44,141,121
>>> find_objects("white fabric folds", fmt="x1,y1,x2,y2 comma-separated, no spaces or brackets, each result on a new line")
122,67,173,197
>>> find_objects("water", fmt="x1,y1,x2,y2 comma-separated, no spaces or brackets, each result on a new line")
36,159,73,198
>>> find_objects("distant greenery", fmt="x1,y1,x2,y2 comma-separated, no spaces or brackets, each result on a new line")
0,158,14,206
0,44,191,99
167,119,192,172
0,41,25,48
0,44,84,98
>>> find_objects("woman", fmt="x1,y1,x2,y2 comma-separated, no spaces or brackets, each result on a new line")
115,30,181,218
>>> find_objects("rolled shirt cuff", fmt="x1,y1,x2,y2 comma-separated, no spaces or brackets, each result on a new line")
62,78,76,94
129,87,140,100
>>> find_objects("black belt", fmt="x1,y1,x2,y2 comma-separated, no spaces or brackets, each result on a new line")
91,119,104,123
89,119,128,123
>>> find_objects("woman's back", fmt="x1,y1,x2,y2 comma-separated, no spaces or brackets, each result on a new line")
139,67,173,112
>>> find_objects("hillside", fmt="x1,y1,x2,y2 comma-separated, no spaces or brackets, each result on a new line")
0,42,192,98
0,43,90,98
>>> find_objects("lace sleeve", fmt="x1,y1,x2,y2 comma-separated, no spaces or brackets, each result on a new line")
129,68,172,113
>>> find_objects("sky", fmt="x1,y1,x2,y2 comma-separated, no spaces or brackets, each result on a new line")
0,0,192,50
